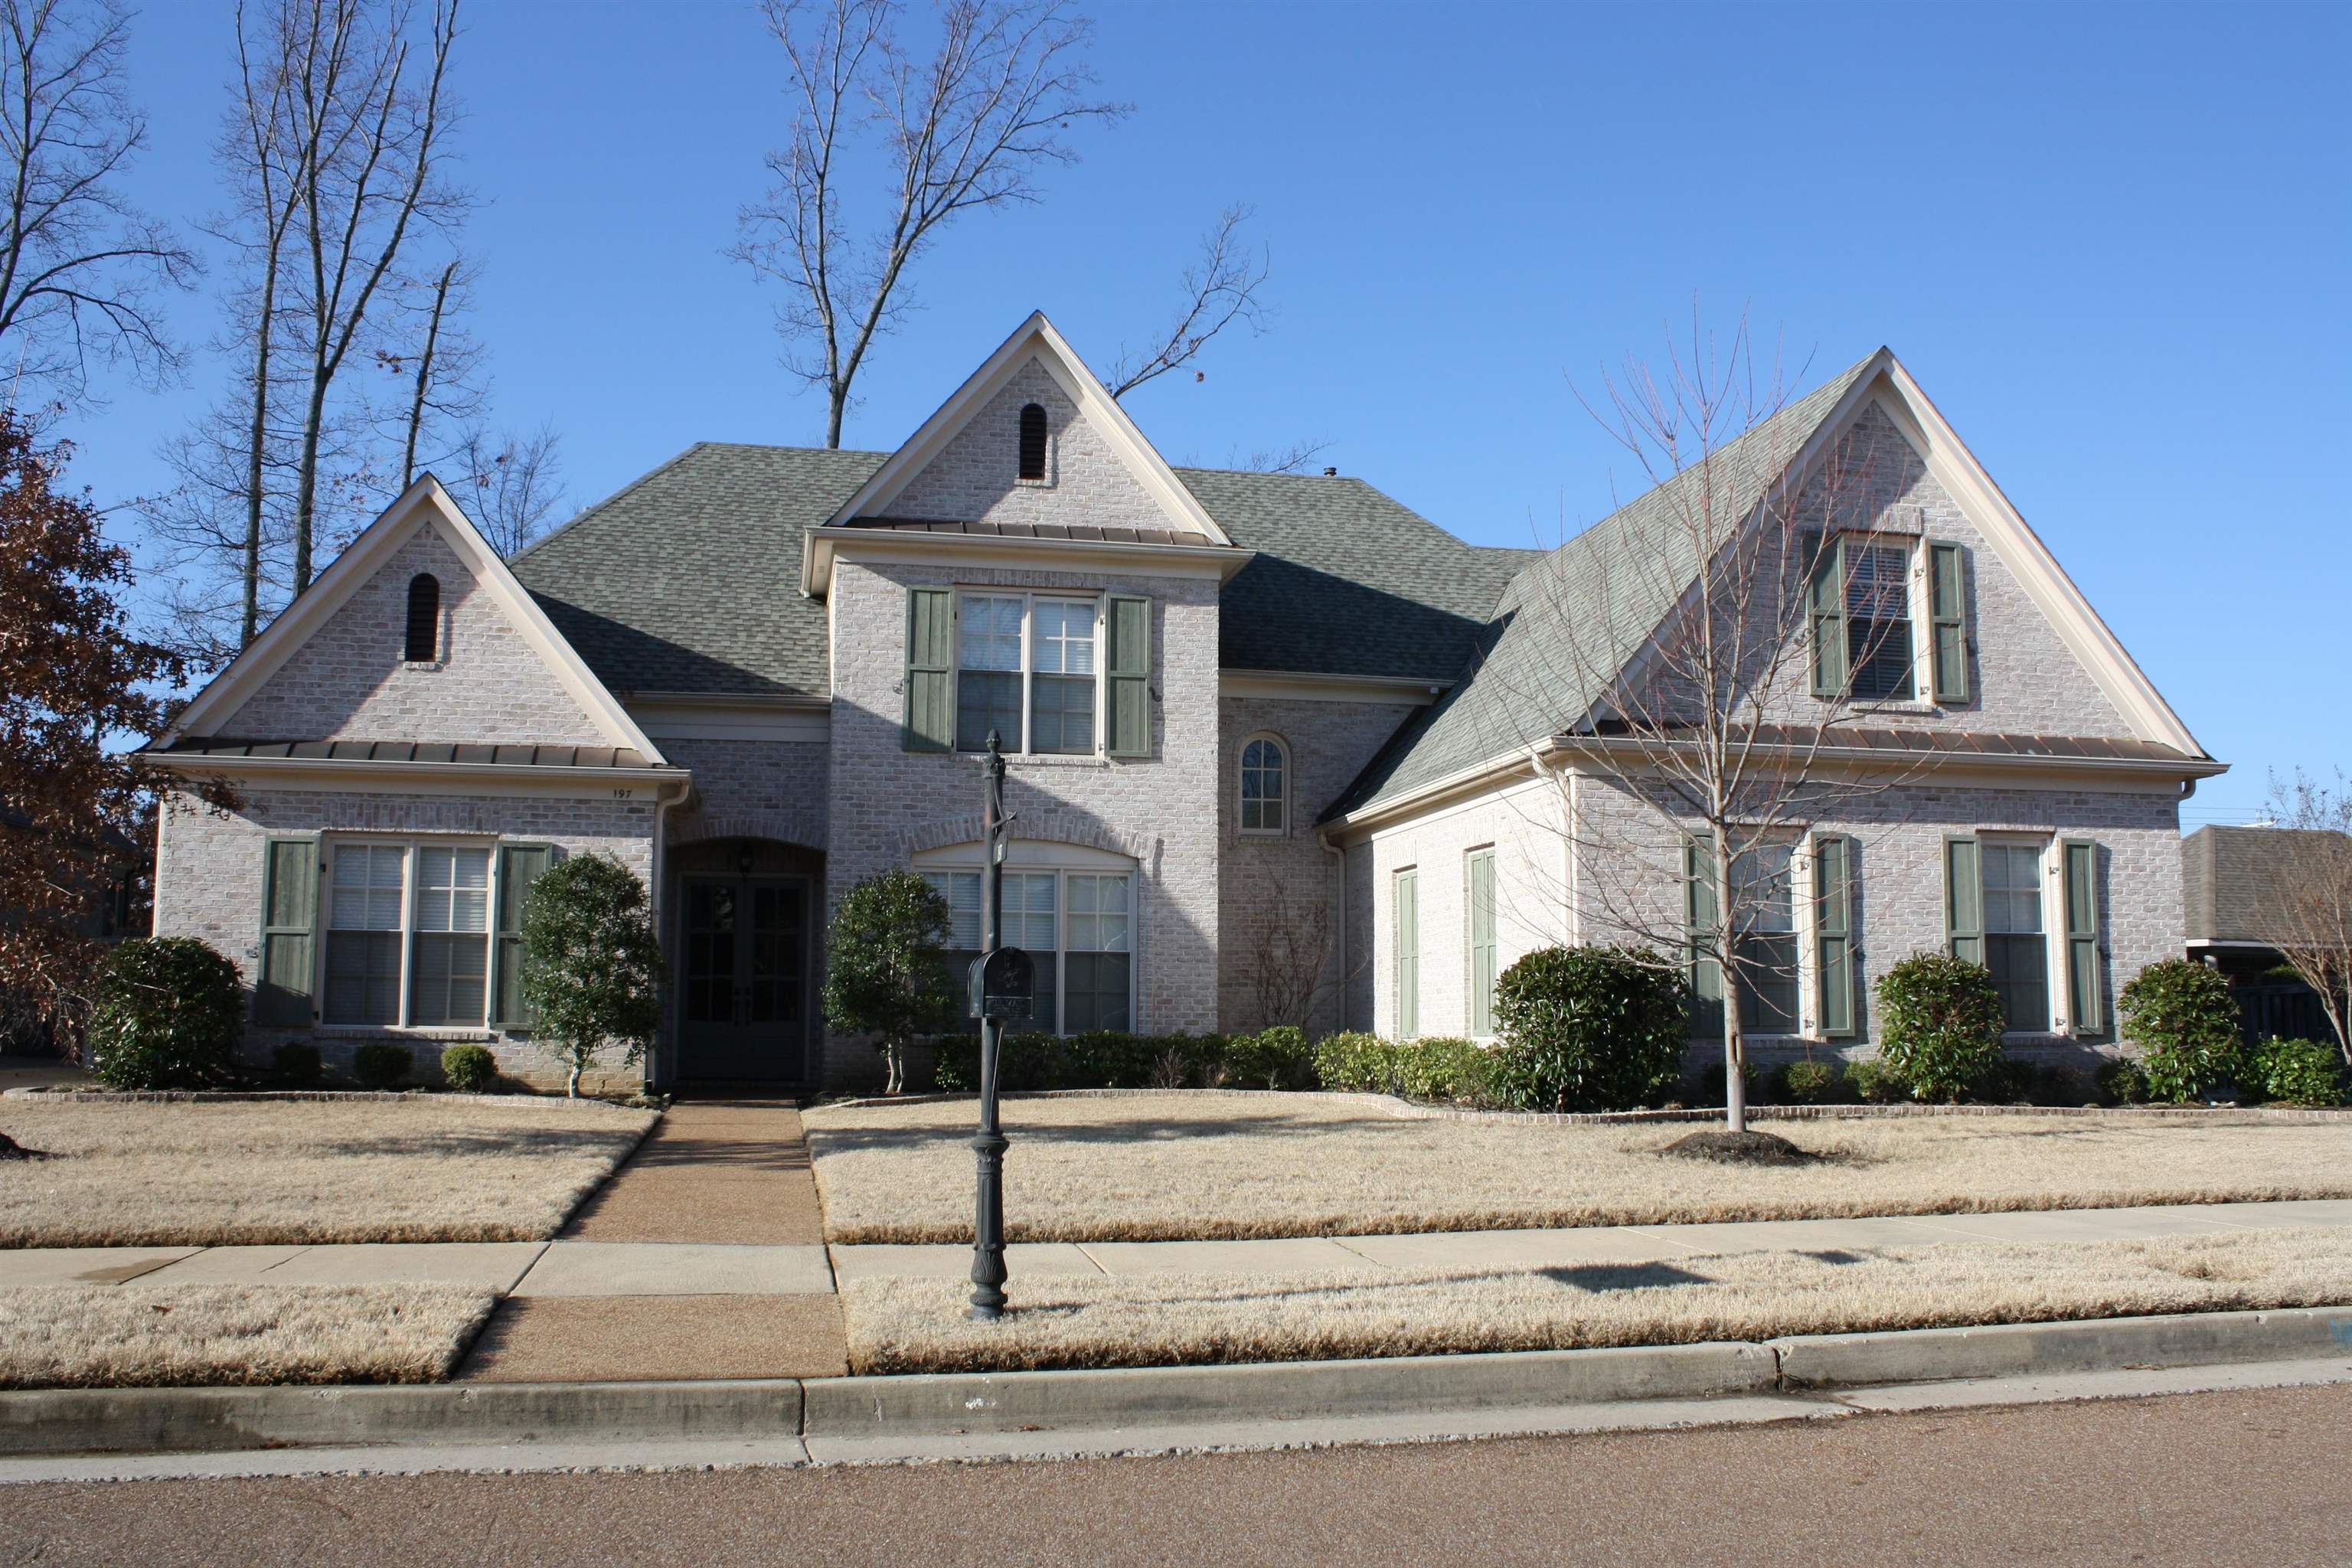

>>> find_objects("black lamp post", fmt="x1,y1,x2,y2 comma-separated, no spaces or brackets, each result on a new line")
969,730,1011,1321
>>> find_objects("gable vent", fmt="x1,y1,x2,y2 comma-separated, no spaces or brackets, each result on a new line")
1018,402,1048,481
405,573,440,662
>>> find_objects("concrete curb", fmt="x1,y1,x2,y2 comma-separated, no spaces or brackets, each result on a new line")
800,1341,1775,1437
6,1305,2349,1460
1772,1305,2352,1388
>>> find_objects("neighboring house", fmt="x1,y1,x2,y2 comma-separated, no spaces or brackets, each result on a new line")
142,313,2223,1091
2182,825,2345,1044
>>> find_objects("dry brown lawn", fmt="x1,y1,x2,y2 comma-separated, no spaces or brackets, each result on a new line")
842,1224,2352,1374
0,1283,492,1388
0,1096,655,1247
804,1093,2352,1244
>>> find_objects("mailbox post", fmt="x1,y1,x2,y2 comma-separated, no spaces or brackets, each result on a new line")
968,730,1027,1321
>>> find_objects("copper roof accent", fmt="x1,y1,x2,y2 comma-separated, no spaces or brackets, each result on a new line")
156,739,667,769
843,514,1221,547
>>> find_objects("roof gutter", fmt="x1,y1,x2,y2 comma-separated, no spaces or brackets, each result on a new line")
140,753,689,788
802,525,1256,598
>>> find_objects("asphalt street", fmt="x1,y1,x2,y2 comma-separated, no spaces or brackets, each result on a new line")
5,1383,2348,1566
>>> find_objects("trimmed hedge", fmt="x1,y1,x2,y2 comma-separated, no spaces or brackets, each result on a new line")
2121,959,2245,1102
440,1044,498,1094
930,1029,1314,1093
2250,1037,2347,1107
1873,953,2007,1102
85,937,243,1091
352,1043,413,1090
1490,945,1688,1113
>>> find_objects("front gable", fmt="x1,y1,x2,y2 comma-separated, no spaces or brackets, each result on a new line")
169,478,660,759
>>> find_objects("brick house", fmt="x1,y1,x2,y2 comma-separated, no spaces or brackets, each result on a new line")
143,314,2223,1091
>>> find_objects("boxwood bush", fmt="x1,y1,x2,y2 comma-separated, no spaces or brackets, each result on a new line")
272,1041,322,1088
85,937,243,1090
1844,1056,1908,1104
1873,952,2007,1102
2120,959,2246,1102
2097,1057,2148,1106
439,1044,498,1094
1778,1059,1840,1104
352,1043,413,1090
1312,1031,1397,1093
2249,1037,2347,1106
1489,945,1687,1112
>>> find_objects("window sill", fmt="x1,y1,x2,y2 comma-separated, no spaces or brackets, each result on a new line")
401,660,446,671
1013,476,1055,489
316,1025,498,1041
1238,827,1290,840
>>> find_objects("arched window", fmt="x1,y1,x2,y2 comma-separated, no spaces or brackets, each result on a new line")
404,573,440,662
1017,402,1049,481
1240,735,1288,835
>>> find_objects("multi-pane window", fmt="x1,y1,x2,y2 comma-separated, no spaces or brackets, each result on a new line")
924,867,1127,1034
1981,843,2049,1031
410,847,491,1026
325,844,406,1025
1240,737,1286,834
1030,600,1097,754
1844,542,1915,700
956,594,1024,751
1730,841,1798,1034
954,593,1101,755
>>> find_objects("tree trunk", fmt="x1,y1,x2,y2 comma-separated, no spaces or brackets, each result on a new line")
401,261,457,485
239,270,276,650
565,1060,581,1099
1713,837,1746,1134
884,1039,903,1096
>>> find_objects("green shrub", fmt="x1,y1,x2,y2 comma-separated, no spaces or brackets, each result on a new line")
1873,953,2007,1102
1778,1059,1839,1104
2120,959,2246,1102
1489,946,1688,1113
2030,1063,2096,1106
1691,1059,1763,1107
272,1042,322,1088
822,871,953,1096
928,1031,1236,1094
2249,1037,2348,1106
521,853,664,1098
1225,1026,1313,1090
1845,1056,1908,1104
2097,1057,2148,1106
439,1044,498,1094
1393,1037,1494,1105
353,1044,412,1090
1976,1056,2036,1104
1313,1031,1399,1093
84,937,243,1090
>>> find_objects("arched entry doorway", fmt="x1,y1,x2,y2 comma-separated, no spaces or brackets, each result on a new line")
668,836,822,1086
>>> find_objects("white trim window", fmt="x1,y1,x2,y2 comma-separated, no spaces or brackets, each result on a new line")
1729,839,1799,1034
1239,734,1288,835
323,838,495,1030
1843,539,1916,701
1980,840,2050,1033
920,847,1135,1034
956,590,1102,756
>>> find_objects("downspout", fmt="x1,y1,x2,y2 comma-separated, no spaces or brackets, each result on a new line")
648,779,692,1095
1321,831,1347,1035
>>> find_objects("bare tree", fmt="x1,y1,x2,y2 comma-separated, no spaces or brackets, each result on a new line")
2256,768,2352,1064
1241,861,1339,1034
281,0,464,593
729,0,1123,446
0,0,195,410
1105,203,1269,400
382,253,480,483
1479,318,1925,1135
444,420,564,556
1224,436,1331,475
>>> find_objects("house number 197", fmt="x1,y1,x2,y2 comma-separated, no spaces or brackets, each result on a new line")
611,789,636,800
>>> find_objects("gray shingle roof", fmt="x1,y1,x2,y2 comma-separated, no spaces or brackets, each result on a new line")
2182,825,2352,946
510,444,1524,697
512,443,890,698
1326,353,1886,818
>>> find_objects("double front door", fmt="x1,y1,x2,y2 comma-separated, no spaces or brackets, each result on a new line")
678,877,808,1083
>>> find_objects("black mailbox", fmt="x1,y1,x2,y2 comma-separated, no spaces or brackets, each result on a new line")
967,947,1036,1021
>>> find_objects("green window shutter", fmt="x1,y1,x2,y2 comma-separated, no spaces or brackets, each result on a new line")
2062,838,2104,1037
1945,836,1984,965
1106,594,1152,757
1467,849,1497,1037
1928,541,1969,703
256,837,318,1026
1812,835,1856,1038
1684,835,1723,1037
492,843,556,1031
1395,869,1419,1040
903,587,955,753
1808,534,1847,698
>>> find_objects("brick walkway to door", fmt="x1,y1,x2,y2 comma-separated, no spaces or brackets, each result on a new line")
457,1100,847,1383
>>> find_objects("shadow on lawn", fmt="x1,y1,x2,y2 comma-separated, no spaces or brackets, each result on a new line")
807,1110,1394,1155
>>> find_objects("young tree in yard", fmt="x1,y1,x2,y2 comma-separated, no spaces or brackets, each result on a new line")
518,854,662,1098
0,414,188,1045
1490,318,1923,1136
0,0,197,412
822,871,952,1095
2252,769,2352,1066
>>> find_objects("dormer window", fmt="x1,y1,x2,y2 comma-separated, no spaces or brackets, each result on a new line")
405,573,440,662
1017,402,1049,482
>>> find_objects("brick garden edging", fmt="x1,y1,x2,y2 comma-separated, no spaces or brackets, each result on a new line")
819,1086,2352,1128
0,1087,643,1109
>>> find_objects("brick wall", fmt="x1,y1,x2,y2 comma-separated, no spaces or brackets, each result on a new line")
884,358,1171,531
153,783,658,1092
1217,694,1419,1037
821,555,1222,1088
224,524,610,746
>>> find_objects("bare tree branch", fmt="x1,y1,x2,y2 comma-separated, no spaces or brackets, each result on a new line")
1106,201,1268,400
443,420,564,557
2254,768,2352,1065
729,0,1125,446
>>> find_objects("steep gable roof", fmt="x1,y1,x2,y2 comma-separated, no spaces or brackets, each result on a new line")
166,475,661,761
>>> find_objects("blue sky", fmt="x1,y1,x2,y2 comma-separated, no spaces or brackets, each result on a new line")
70,0,2349,825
